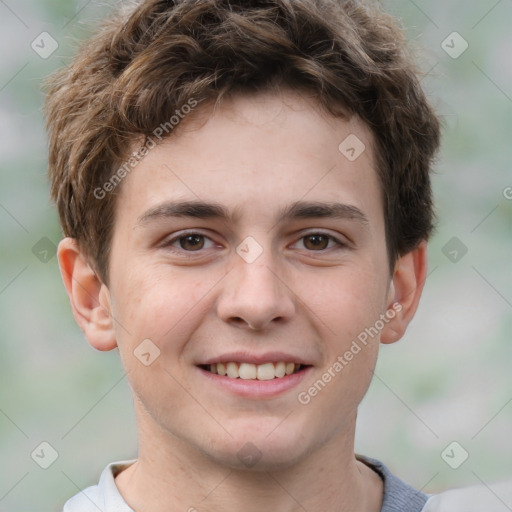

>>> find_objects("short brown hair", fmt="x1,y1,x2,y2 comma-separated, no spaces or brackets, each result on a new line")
45,0,441,284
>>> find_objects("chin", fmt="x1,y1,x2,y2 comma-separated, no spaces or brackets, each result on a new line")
208,445,309,473
202,424,313,472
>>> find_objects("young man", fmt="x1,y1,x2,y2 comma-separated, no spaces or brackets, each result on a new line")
45,0,443,510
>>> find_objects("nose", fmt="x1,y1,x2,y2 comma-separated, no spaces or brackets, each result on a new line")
216,249,296,331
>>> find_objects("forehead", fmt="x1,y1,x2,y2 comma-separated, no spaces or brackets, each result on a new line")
114,89,382,230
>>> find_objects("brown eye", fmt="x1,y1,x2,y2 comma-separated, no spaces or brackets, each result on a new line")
303,234,330,250
293,232,348,252
178,234,205,251
163,231,217,255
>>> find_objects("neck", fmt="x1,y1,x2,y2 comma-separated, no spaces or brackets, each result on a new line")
115,406,383,512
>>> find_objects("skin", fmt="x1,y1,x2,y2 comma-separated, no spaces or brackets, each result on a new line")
58,89,427,512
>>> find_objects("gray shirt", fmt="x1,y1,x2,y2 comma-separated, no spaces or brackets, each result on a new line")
62,457,432,511
358,455,430,511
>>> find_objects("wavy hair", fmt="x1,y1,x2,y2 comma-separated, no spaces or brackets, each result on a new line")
45,0,441,283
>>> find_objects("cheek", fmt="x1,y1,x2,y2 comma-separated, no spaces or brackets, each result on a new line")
108,268,205,421
294,263,386,401
301,263,388,340
318,264,388,389
109,263,227,369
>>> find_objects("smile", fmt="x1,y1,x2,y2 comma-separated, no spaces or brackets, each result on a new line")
199,362,306,380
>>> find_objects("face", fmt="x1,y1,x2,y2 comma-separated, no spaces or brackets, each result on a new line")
101,90,395,470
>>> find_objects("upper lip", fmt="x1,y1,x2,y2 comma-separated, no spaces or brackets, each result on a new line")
198,351,313,366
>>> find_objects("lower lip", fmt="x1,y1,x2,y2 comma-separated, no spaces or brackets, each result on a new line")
197,366,312,398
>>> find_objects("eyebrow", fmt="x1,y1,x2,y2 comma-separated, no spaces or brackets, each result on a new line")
137,199,369,226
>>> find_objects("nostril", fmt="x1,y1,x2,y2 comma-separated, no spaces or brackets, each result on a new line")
231,317,259,329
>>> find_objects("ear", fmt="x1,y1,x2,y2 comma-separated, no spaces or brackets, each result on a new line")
57,237,117,351
380,241,428,345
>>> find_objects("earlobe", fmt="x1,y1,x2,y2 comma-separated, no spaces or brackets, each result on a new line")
380,241,428,345
57,237,117,351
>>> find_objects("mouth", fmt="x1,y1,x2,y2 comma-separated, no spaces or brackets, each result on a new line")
195,352,314,398
198,361,309,381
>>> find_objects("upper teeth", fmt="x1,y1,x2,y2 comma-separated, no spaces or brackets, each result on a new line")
208,362,299,380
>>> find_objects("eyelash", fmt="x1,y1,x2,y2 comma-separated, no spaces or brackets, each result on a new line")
162,230,348,254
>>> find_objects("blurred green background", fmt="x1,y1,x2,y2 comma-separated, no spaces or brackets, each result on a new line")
0,0,511,510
